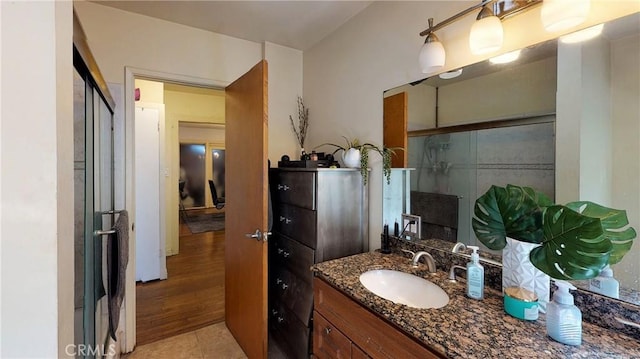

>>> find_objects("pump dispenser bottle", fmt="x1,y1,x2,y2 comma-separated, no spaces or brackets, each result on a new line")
547,280,582,346
466,246,484,300
589,265,619,299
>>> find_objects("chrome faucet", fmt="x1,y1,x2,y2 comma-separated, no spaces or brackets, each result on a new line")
448,265,467,282
400,249,437,273
452,242,467,254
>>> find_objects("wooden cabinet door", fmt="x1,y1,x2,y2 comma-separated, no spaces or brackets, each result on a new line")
314,311,352,359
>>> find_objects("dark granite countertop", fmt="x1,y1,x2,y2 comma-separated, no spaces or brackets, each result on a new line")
311,251,640,359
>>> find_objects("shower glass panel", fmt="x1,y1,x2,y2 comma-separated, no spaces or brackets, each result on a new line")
73,67,86,350
211,149,226,199
179,143,206,208
74,55,115,358
408,121,555,247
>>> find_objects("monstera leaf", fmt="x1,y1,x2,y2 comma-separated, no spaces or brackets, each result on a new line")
565,201,637,265
530,205,611,280
472,185,553,250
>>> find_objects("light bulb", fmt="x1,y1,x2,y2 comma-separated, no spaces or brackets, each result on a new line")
439,69,463,79
419,35,445,73
490,49,522,64
469,8,503,55
560,24,604,43
541,0,591,32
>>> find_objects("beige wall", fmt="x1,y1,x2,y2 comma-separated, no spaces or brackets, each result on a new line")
265,42,303,162
165,84,225,124
1,1,74,357
304,1,638,250
75,1,302,351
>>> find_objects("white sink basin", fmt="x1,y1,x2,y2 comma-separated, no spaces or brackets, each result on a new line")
359,269,449,309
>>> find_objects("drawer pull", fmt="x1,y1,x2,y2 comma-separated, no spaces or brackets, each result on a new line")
277,184,290,191
277,316,284,323
277,248,284,254
282,251,290,258
272,309,278,316
281,282,289,290
276,278,283,285
324,327,332,335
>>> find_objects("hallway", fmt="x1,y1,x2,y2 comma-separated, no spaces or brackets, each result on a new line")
136,209,226,345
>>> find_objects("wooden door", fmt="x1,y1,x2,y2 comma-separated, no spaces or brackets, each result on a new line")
383,92,408,168
225,60,269,358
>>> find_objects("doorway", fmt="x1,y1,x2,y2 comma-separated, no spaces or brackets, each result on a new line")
131,77,228,345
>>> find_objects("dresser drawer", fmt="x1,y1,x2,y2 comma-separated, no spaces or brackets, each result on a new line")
271,234,315,284
313,311,352,359
275,203,317,249
270,300,311,359
272,267,314,326
272,171,316,209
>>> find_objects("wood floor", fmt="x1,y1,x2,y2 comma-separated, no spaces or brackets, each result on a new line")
136,209,225,346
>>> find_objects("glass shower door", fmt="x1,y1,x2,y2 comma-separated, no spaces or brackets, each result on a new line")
74,63,115,358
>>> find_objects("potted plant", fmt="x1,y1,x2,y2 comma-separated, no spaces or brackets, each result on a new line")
316,136,399,185
472,184,636,280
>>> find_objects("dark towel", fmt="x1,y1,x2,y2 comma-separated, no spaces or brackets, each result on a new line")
107,210,129,341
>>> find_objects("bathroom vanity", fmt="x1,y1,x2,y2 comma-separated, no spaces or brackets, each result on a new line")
312,252,640,358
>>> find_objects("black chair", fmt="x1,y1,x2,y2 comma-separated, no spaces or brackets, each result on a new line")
208,180,225,210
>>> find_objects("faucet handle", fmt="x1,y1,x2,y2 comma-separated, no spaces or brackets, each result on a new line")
400,248,415,257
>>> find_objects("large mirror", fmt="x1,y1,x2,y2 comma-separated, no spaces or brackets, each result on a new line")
383,12,640,305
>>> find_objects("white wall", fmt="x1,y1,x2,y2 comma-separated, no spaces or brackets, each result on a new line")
0,1,74,357
611,33,640,290
265,42,303,163
303,1,638,251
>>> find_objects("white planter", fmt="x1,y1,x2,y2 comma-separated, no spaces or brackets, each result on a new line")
502,237,550,311
342,148,361,168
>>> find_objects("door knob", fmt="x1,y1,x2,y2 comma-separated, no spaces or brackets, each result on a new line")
245,229,271,242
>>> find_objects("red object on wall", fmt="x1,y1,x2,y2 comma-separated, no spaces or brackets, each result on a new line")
134,88,140,101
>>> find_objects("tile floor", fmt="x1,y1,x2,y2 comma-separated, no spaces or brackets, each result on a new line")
123,322,247,359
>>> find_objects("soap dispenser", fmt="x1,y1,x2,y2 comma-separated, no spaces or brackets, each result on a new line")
466,246,484,300
547,280,581,346
589,265,619,299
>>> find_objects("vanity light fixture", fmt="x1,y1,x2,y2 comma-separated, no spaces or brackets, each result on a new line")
541,0,591,32
419,0,542,74
469,4,504,55
489,49,522,64
419,18,446,73
560,23,604,43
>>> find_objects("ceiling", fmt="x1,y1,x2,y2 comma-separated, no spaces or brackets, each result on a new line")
91,0,373,51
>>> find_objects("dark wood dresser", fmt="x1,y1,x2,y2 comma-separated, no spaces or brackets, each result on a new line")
268,168,369,358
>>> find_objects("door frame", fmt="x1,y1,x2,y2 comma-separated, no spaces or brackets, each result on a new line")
123,67,229,352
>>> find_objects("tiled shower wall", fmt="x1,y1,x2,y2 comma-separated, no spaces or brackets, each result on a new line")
408,119,556,248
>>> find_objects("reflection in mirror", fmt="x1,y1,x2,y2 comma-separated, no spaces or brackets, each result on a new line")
383,12,640,305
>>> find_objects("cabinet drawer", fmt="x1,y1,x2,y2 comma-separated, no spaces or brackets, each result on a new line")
270,301,311,359
275,203,317,249
272,171,316,209
352,344,371,359
314,278,443,359
313,311,352,359
271,267,314,326
271,234,315,283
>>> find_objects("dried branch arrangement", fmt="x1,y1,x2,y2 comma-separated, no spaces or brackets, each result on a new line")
289,96,309,150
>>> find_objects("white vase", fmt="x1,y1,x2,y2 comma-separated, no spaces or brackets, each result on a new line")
342,148,361,168
502,237,550,312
